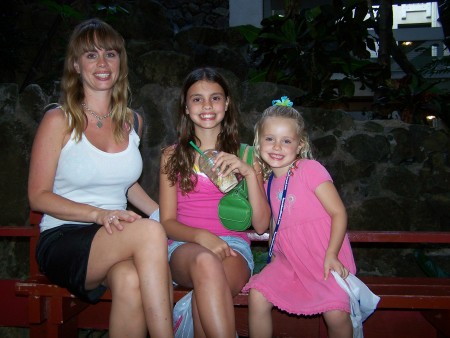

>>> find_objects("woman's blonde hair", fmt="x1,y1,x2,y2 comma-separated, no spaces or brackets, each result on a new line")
253,105,314,180
60,18,132,142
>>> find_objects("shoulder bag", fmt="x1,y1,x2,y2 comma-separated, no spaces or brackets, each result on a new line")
218,144,254,231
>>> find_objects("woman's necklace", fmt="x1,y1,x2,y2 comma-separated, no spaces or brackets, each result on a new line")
81,103,112,128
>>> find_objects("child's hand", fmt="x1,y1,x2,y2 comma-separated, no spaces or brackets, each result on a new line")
324,252,349,280
213,151,254,178
196,230,238,261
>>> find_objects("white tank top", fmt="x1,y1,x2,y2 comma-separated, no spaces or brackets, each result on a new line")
40,129,143,232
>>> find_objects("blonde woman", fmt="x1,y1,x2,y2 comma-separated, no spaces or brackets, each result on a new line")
28,18,173,338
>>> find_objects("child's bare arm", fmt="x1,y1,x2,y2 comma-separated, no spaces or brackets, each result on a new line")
315,181,349,280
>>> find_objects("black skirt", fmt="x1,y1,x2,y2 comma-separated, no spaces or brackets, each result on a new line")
36,223,106,304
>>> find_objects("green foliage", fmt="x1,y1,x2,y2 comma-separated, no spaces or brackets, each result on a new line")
39,0,130,22
40,0,84,20
237,25,260,45
238,1,379,106
374,55,450,124
94,3,130,17
420,55,450,77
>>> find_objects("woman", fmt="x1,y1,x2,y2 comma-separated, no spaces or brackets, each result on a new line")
28,18,173,338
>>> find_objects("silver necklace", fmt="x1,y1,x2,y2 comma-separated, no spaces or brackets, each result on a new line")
81,103,112,128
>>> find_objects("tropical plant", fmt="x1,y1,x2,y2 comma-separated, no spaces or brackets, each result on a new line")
238,1,380,106
40,0,129,21
373,56,450,125
239,1,450,126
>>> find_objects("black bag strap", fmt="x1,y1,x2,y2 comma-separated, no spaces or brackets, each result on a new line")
133,111,139,133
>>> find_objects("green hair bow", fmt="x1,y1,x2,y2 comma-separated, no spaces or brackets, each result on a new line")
272,96,293,107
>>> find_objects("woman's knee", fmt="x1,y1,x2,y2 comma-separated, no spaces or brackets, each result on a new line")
108,262,141,299
130,219,167,246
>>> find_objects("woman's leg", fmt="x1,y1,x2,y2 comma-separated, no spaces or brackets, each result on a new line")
248,289,273,338
323,310,353,338
171,243,246,338
106,260,147,338
87,219,173,337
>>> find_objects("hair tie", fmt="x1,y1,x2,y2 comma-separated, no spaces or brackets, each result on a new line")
272,96,293,107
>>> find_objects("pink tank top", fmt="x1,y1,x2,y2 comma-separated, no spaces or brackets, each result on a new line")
176,171,250,244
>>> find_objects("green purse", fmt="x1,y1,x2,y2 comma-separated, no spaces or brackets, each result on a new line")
218,144,254,231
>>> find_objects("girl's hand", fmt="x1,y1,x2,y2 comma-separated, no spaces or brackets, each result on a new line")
213,151,254,178
324,252,348,280
196,231,238,261
97,210,142,234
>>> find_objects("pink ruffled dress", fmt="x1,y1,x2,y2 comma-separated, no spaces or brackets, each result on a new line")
243,159,356,315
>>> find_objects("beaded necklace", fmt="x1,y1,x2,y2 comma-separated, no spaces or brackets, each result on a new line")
81,103,112,128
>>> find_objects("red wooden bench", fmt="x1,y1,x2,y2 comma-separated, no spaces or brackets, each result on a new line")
1,211,450,337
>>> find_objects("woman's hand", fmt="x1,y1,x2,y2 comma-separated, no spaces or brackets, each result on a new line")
324,252,349,280
96,210,142,234
195,230,238,261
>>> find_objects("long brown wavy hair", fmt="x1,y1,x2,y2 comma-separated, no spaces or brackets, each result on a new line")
60,18,133,142
253,105,314,180
163,67,240,193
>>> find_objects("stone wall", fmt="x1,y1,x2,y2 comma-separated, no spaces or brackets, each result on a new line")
3,79,449,230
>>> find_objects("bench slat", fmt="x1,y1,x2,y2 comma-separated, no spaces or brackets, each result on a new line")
16,277,450,310
0,226,35,237
348,230,450,243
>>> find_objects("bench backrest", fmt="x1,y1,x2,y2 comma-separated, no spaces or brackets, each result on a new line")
25,211,450,279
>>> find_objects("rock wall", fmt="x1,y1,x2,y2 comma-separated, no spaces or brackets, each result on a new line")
2,79,449,231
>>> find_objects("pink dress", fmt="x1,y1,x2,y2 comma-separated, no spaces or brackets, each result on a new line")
243,159,356,315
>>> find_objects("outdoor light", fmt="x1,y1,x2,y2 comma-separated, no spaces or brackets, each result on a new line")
426,115,439,128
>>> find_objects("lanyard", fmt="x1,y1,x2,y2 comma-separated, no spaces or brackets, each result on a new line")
266,168,291,263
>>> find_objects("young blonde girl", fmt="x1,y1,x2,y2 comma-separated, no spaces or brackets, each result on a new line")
244,97,356,338
159,67,270,337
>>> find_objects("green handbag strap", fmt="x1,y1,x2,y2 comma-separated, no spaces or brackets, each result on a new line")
239,143,254,165
236,144,254,196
